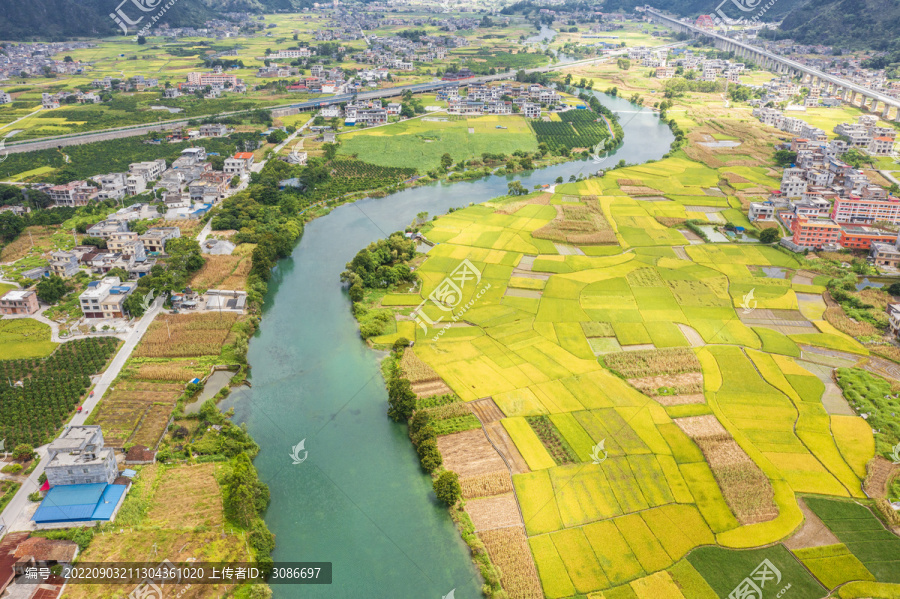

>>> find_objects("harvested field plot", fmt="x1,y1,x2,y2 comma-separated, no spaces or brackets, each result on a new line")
436,429,507,478
480,527,543,599
146,463,223,529
189,254,251,291
467,493,522,531
134,313,240,358
66,463,250,599
675,415,777,525
92,381,181,447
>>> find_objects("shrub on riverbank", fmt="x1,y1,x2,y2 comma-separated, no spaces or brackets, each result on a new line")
433,470,461,506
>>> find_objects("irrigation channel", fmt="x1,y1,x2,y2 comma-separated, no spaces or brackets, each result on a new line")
220,92,675,598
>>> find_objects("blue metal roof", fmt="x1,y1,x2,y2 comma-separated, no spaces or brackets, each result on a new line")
33,483,126,524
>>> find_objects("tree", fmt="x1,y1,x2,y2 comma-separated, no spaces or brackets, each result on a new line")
124,292,149,318
224,454,269,528
13,444,35,461
507,181,528,196
440,153,453,170
387,378,416,422
759,228,780,244
773,150,797,167
433,470,461,505
137,36,147,45
266,129,287,144
36,275,69,304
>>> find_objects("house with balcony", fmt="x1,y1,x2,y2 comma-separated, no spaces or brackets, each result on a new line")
139,227,180,253
78,277,136,319
49,251,79,278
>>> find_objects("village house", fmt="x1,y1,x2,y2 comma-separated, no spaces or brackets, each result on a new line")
0,289,39,315
44,425,118,487
139,227,180,253
224,152,254,175
49,251,80,278
78,277,137,320
12,537,78,576
47,181,97,207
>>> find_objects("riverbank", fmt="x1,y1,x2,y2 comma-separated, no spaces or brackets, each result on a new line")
222,90,673,598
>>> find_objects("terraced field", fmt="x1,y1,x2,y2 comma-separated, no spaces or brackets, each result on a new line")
368,156,899,598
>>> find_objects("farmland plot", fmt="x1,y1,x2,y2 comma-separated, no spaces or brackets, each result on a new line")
374,153,887,598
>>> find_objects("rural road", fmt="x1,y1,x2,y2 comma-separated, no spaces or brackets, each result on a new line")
3,42,684,156
0,293,165,532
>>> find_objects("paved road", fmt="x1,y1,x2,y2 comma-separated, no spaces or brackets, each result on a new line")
0,294,165,532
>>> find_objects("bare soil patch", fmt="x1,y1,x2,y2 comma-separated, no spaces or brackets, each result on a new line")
437,429,508,477
411,379,453,399
467,493,522,531
784,497,840,550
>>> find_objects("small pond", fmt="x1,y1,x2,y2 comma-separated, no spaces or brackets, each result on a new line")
184,369,235,414
761,267,787,279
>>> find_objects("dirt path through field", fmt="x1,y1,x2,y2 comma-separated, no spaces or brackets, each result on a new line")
784,497,840,549
677,324,705,347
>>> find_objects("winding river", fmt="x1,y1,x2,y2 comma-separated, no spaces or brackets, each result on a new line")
221,92,675,598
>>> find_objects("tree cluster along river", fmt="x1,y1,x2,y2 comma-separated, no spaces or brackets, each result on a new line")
220,91,674,598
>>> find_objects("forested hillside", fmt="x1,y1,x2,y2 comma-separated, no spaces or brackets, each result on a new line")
0,0,314,41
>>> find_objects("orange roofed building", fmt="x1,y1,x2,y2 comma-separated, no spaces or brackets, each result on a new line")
790,216,841,249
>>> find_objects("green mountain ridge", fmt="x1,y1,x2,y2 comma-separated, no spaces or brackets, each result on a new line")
774,0,900,51
0,0,313,41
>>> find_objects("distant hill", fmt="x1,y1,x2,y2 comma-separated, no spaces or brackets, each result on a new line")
0,0,314,41
774,0,900,51
601,0,804,22
600,0,899,53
